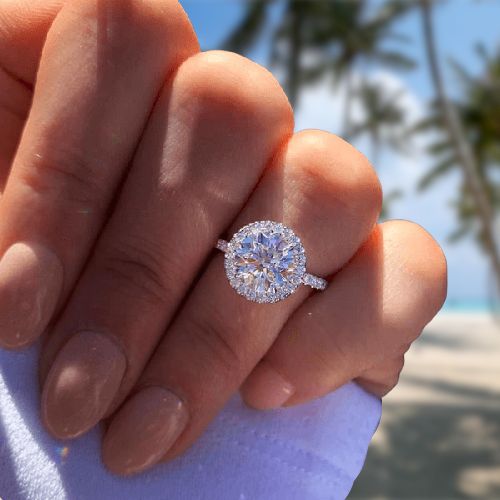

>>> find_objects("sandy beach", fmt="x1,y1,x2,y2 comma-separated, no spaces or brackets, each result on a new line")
350,311,500,499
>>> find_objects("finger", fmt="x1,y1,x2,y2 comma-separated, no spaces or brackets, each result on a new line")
39,50,294,440
356,355,405,397
0,0,198,349
0,0,64,84
0,65,31,191
0,0,64,190
101,130,382,475
241,221,447,409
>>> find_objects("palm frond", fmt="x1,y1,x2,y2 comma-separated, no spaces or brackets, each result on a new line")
380,188,404,219
373,50,415,71
448,224,472,243
418,156,456,191
221,0,272,54
448,57,475,89
427,139,454,156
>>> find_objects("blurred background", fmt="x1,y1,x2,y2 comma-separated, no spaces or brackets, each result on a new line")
182,0,500,498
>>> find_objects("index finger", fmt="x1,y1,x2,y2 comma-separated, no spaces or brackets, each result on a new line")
0,0,198,349
0,0,64,189
0,0,64,84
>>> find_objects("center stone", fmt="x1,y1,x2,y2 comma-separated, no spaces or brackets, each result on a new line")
224,221,306,303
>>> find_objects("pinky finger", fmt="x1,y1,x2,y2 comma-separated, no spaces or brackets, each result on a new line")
240,221,447,409
356,355,406,398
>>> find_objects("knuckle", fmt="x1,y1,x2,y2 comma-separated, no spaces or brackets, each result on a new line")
379,221,447,339
359,356,405,397
385,360,405,393
174,50,293,132
287,130,383,215
17,147,107,210
66,0,197,59
396,355,405,374
405,325,424,344
98,236,172,306
379,380,397,397
384,220,448,318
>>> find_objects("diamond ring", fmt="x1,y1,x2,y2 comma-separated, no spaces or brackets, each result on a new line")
216,220,328,303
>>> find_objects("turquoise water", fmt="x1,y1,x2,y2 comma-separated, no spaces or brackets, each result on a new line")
443,298,497,312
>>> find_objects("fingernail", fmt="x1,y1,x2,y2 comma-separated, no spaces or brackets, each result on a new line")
0,242,63,349
102,386,188,476
42,331,126,439
242,362,295,410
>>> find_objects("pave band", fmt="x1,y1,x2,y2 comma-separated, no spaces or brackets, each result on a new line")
215,221,328,303
217,240,327,291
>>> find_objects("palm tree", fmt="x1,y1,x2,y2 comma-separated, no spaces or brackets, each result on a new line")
223,1,306,107
418,0,500,293
349,80,410,164
307,0,414,136
347,79,410,220
417,45,500,249
222,0,414,136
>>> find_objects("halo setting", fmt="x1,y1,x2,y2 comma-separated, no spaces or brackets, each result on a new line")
216,221,326,303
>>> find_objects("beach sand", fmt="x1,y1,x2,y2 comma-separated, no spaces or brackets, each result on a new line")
350,311,500,499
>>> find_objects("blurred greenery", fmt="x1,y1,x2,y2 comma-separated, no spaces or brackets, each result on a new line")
417,44,500,251
223,0,500,298
222,0,414,131
220,4,500,499
220,2,500,498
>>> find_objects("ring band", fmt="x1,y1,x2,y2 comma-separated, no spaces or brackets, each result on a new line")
216,221,328,303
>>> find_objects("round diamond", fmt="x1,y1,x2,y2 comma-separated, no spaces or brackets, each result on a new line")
224,221,306,303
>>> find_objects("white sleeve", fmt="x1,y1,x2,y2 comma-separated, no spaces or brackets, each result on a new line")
0,345,381,500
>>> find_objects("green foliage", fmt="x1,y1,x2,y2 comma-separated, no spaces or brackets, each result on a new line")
222,0,272,54
380,189,404,220
350,80,411,162
222,0,499,240
417,45,500,249
222,0,414,110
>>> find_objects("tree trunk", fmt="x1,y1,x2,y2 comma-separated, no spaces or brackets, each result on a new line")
420,0,500,294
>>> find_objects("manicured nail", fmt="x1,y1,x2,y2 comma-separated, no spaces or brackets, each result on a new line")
0,242,63,349
102,386,188,476
242,361,295,410
42,331,126,439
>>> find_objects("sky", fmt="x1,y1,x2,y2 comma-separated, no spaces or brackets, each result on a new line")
180,0,500,305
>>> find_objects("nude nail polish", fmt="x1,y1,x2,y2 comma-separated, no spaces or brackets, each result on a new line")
0,242,63,349
42,331,126,439
102,386,188,476
242,362,295,410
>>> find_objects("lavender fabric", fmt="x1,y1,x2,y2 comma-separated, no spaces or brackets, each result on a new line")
0,344,381,500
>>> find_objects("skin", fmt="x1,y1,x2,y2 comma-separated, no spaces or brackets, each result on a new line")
0,0,447,476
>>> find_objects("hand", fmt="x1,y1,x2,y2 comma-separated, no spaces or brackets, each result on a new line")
0,0,446,475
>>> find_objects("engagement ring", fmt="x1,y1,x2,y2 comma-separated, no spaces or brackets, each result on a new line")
216,221,327,303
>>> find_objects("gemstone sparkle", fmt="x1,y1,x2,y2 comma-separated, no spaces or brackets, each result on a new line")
224,221,306,303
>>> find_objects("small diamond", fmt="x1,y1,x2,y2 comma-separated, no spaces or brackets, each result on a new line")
303,272,327,290
224,221,306,303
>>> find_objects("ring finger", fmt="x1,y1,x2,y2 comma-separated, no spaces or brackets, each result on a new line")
101,129,382,475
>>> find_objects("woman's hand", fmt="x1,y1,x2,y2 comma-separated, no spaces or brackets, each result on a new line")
0,0,446,475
